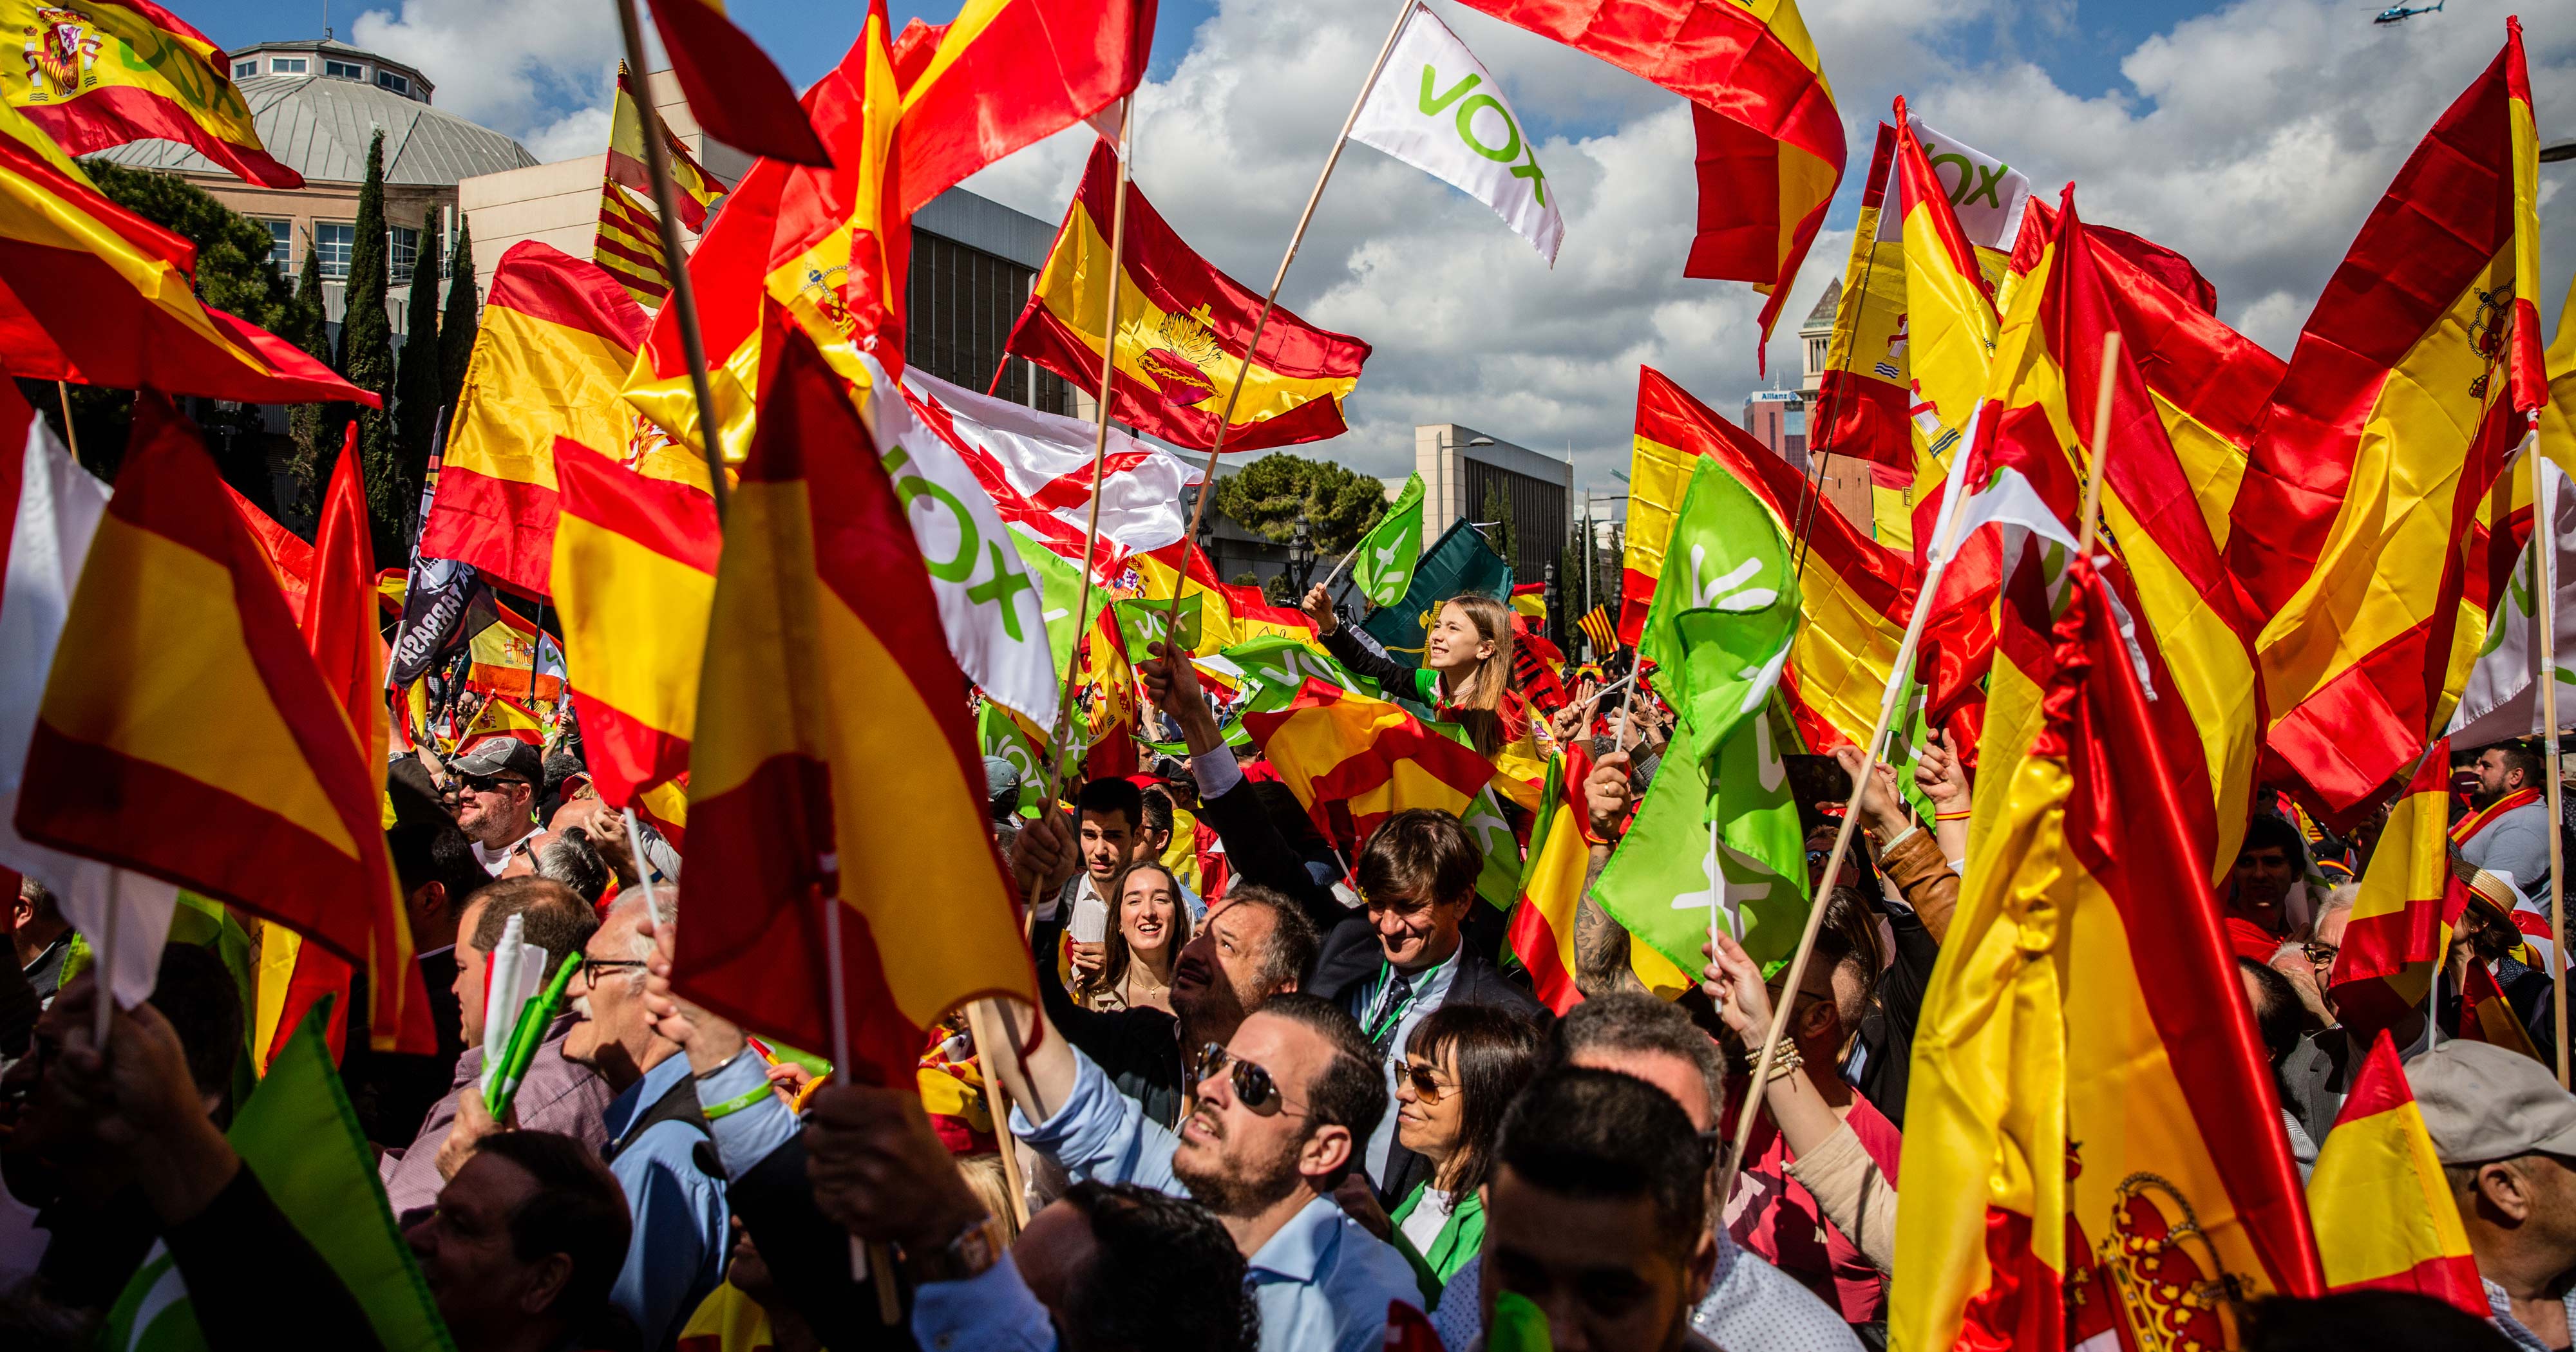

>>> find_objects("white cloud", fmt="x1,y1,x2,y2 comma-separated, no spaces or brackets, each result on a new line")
519,106,612,167
348,0,645,149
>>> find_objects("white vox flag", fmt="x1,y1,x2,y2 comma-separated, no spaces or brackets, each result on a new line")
2450,450,2576,746
900,368,1205,566
1873,115,2033,253
1350,3,1563,265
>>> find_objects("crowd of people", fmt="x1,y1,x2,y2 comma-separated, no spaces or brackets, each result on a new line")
0,587,2570,1352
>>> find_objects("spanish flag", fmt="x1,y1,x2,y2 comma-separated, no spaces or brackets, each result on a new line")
1505,746,1590,1015
1450,0,1838,358
1,0,300,187
1245,678,1498,850
1889,561,2322,1351
458,691,545,750
553,438,720,812
15,396,431,1054
2225,21,2543,820
2307,1031,2485,1314
463,598,564,705
421,240,707,598
1811,124,1909,471
644,0,829,167
676,319,1034,1078
1630,366,1915,755
2329,743,2467,1037
886,0,1154,217
1006,138,1370,455
607,66,727,231
0,97,364,404
1889,102,1994,448
593,180,672,310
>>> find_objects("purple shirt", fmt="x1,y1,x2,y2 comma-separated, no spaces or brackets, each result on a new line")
377,1018,614,1216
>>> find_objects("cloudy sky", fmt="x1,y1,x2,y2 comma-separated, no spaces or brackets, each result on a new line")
197,0,2574,493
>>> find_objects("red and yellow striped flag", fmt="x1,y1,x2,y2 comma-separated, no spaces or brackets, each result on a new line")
2307,1031,2485,1314
607,68,726,232
421,240,707,597
1244,679,1497,848
1811,124,1909,472
1505,746,1590,1015
593,180,671,310
15,396,430,1053
1890,102,1994,445
644,0,828,167
1,0,300,187
457,692,544,751
886,0,1152,217
553,438,719,812
2225,20,2544,820
1005,138,1371,455
2329,744,2467,1036
1890,561,2322,1351
0,97,363,403
676,318,1033,1077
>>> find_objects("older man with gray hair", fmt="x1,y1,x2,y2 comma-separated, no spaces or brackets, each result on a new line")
2410,1040,2576,1351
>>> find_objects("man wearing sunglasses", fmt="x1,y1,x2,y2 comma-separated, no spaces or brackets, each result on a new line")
447,738,544,876
978,984,1424,1351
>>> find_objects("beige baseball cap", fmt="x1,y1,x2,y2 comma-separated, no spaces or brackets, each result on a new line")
2406,1040,2576,1165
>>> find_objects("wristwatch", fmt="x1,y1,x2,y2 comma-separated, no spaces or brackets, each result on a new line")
903,1210,1007,1284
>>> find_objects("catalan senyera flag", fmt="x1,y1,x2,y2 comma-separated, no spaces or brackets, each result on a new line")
422,240,708,598
1506,746,1590,1015
0,0,300,187
1244,678,1498,849
676,318,1034,1078
626,5,908,469
594,180,672,309
2307,1030,2485,1314
1889,561,2321,1352
1005,138,1371,454
0,97,365,404
553,438,720,811
887,0,1153,217
645,0,829,167
1575,603,1616,656
2224,21,2543,822
1450,0,1841,359
1632,366,1915,753
2329,744,2467,1037
14,396,431,1054
607,67,727,231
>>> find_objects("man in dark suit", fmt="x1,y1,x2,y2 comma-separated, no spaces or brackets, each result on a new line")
1141,643,1546,1207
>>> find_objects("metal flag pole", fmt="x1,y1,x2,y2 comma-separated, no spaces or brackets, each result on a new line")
610,0,727,526
1037,100,1138,818
1714,335,2114,1205
2532,433,2570,1087
1164,0,1416,636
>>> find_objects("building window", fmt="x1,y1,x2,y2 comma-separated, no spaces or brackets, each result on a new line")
315,221,355,277
232,60,256,79
324,59,364,80
263,219,292,274
272,56,307,74
376,70,410,96
388,225,418,283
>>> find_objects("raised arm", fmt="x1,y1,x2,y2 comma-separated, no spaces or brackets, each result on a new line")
1138,641,1343,931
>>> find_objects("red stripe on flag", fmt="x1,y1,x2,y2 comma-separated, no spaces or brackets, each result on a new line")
414,463,562,600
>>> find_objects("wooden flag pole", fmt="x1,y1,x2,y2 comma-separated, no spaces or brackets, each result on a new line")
2533,435,2570,1088
1714,339,2114,1205
611,0,726,526
1163,0,1416,636
53,381,77,460
963,999,1034,1226
1036,101,1138,818
93,869,120,1047
820,897,904,1324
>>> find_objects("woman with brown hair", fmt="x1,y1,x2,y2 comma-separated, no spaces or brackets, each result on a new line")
1302,585,1522,755
1386,1000,1544,1308
1072,859,1192,1015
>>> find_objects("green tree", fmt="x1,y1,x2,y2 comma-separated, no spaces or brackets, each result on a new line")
1556,522,1584,647
340,130,401,558
1209,453,1388,559
1480,482,1515,568
438,216,478,411
284,234,332,513
392,205,443,528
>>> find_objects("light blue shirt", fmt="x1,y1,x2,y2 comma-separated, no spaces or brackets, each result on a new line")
690,1048,799,1181
600,1053,728,1352
1013,1046,1424,1352
2486,1275,2576,1352
1352,948,1462,1185
914,1251,1056,1352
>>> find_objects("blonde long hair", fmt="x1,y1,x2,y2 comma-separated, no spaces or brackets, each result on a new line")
1435,593,1517,756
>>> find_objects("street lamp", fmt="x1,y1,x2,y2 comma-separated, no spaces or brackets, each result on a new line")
1288,517,1315,592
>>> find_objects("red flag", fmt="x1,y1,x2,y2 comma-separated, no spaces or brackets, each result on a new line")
645,0,831,167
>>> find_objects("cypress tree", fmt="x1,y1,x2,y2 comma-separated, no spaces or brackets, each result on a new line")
340,129,401,556
393,205,443,518
284,236,332,515
438,216,478,410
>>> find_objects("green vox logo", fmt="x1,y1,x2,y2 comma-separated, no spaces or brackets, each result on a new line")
1417,66,1547,205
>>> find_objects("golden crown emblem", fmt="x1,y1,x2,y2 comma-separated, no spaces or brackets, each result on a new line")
1158,304,1223,370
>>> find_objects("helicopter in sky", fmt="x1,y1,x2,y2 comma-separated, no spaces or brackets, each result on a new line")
2374,0,2445,23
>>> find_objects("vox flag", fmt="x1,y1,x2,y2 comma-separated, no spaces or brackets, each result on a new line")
607,66,726,230
0,0,299,187
2448,451,2576,747
2307,1031,2485,1314
677,321,1034,1080
1352,473,1426,608
1350,3,1562,265
1005,138,1372,453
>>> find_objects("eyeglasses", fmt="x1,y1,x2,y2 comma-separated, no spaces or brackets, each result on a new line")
2301,943,2338,968
1197,1042,1304,1118
1401,1060,1449,1103
581,958,647,979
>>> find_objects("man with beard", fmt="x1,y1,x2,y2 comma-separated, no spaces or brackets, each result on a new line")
447,738,545,877
976,986,1422,1351
1014,810,1318,1126
2458,742,2554,896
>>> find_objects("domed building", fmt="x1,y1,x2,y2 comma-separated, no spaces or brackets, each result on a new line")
91,38,538,330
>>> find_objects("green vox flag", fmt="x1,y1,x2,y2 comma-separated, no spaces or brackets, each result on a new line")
1222,635,1362,716
103,999,455,1352
1010,533,1086,676
1634,455,1800,768
1595,706,1810,979
1359,517,1513,664
978,701,1045,814
1352,473,1426,607
1113,592,1203,659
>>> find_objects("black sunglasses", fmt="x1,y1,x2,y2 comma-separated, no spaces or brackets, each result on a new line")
1197,1042,1303,1118
457,773,529,794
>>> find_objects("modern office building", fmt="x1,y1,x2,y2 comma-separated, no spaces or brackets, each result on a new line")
1741,389,1806,469
1415,424,1570,584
